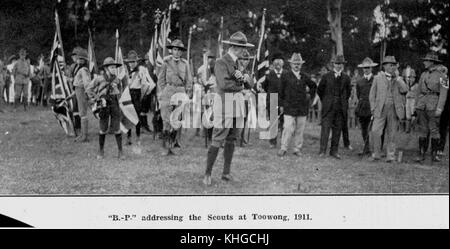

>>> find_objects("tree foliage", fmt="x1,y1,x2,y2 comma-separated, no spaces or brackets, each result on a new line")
1,0,448,72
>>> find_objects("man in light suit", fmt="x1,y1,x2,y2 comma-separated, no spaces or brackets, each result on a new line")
369,56,408,162
203,31,254,186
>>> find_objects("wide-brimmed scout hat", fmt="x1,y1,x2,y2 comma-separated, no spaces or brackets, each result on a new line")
100,57,122,69
288,53,305,64
358,57,378,68
166,39,187,51
76,48,89,61
239,49,254,60
421,52,442,63
331,54,346,64
382,56,397,65
222,31,255,48
124,50,144,63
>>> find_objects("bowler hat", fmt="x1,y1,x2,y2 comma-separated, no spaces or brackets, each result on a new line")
331,54,346,64
222,31,255,48
166,39,187,51
271,52,284,62
124,50,144,63
382,56,397,65
100,57,122,69
421,52,442,63
357,57,378,68
288,53,306,64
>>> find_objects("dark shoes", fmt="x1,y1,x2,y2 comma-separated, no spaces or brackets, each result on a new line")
293,150,302,157
277,150,287,157
221,174,237,182
330,153,341,160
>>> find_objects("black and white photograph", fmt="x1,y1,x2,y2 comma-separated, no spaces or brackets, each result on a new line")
0,0,448,230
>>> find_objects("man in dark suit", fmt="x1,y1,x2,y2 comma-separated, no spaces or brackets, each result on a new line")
317,55,352,159
277,53,317,157
355,57,378,156
203,31,254,186
261,53,284,148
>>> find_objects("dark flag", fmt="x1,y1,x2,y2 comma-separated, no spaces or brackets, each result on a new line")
254,9,270,90
50,11,76,136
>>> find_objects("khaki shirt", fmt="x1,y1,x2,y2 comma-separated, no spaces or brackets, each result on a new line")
86,74,122,102
12,59,31,85
73,67,91,88
415,65,449,111
157,56,193,93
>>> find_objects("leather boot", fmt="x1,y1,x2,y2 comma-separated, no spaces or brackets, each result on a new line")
222,141,235,177
205,146,220,176
140,115,151,132
431,138,441,163
414,137,427,162
115,134,125,159
97,134,105,159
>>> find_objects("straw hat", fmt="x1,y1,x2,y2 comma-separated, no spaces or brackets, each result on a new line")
357,57,378,68
288,53,305,64
421,52,442,63
382,56,397,65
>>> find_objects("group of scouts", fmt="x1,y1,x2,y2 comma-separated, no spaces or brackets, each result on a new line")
1,30,448,187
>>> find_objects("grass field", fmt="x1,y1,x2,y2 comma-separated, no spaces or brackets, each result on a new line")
0,105,448,194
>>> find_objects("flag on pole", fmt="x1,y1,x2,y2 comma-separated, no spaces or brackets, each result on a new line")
50,10,75,136
87,29,98,75
114,30,128,80
217,16,224,58
253,9,270,89
148,26,158,69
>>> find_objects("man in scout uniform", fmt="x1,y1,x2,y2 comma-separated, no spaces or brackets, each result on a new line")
157,39,193,155
202,31,254,186
72,48,91,142
86,57,125,160
12,48,31,111
278,53,317,157
124,50,155,146
355,57,378,156
413,52,448,163
369,56,408,163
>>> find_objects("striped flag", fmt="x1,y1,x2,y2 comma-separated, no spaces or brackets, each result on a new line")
254,9,270,90
148,26,158,69
87,29,98,75
50,11,75,136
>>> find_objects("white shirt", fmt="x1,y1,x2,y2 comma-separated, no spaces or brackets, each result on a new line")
364,73,373,81
334,69,343,78
274,69,283,78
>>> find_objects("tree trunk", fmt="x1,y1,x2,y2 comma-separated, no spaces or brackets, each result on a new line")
327,0,343,57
